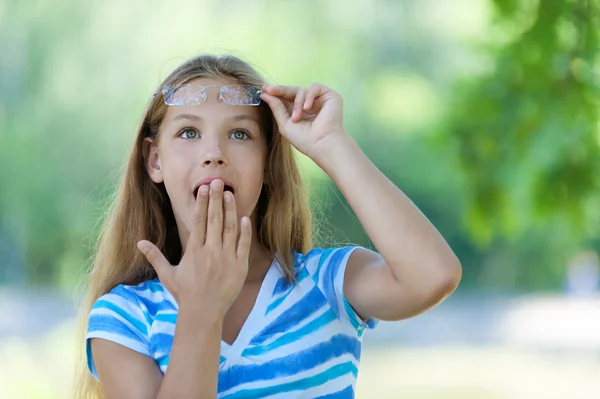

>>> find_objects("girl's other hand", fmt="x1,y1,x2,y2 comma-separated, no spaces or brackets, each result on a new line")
259,83,349,161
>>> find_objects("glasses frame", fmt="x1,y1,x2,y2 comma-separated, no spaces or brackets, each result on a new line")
152,84,263,106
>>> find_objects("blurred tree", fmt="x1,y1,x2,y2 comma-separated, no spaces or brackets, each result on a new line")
442,0,600,246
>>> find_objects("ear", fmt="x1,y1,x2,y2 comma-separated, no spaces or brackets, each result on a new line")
143,137,163,183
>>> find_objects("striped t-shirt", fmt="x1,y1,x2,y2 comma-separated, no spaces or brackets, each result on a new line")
86,246,379,398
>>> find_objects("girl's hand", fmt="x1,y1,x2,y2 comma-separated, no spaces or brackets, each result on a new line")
260,83,349,161
137,179,252,316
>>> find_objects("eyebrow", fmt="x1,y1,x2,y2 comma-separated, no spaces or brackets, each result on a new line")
169,113,261,127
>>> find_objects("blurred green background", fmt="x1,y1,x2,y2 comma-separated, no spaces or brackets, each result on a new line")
2,0,600,398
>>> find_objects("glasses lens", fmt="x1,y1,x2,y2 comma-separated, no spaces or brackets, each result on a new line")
162,85,206,106
220,86,262,106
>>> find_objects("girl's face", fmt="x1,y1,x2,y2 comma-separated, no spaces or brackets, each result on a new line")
146,77,268,248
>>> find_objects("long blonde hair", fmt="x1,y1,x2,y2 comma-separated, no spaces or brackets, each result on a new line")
72,54,313,398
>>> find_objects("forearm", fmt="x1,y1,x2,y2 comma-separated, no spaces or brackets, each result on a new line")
157,307,223,399
314,135,460,283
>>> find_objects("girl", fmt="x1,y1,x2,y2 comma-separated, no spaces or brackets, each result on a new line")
73,54,461,399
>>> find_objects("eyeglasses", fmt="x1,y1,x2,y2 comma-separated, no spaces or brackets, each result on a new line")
153,84,262,106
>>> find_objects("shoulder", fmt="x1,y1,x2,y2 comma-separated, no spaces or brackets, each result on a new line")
296,245,362,274
292,246,364,290
92,278,174,320
86,280,165,381
293,245,380,330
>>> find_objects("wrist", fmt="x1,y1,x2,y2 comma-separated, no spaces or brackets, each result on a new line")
178,302,226,326
310,132,359,175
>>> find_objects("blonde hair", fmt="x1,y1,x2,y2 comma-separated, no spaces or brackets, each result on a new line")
72,54,313,398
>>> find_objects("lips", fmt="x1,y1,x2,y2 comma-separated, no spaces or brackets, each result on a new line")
193,177,235,200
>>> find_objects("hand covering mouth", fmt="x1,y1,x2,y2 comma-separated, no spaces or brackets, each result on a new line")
193,181,235,200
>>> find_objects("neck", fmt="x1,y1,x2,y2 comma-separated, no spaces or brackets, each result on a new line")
246,237,273,283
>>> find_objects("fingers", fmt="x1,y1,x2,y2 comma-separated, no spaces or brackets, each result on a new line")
292,88,307,122
205,179,224,247
260,91,291,127
304,83,325,111
261,83,329,122
262,85,299,100
192,184,210,245
137,240,172,283
222,191,238,251
236,217,252,261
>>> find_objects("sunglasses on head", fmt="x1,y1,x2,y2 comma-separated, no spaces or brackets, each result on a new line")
153,84,263,106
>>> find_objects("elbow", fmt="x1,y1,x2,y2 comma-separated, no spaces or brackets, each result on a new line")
433,255,462,298
412,259,461,316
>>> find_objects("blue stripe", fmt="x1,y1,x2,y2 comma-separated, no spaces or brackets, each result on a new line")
157,354,169,369
272,263,309,296
111,285,156,326
267,267,310,315
343,299,362,331
220,361,357,398
314,248,334,285
272,275,292,296
88,314,147,343
151,332,174,354
252,285,326,342
320,247,355,320
155,313,177,324
313,384,354,399
218,334,361,393
92,299,148,335
266,292,287,316
139,297,173,316
243,308,337,357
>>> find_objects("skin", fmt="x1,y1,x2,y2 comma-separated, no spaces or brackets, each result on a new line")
90,78,463,399
145,77,273,281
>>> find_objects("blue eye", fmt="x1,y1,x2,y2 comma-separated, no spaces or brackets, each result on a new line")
180,128,199,139
230,130,249,140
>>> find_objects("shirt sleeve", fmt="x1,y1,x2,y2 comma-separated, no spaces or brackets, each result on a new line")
85,284,152,381
304,246,379,332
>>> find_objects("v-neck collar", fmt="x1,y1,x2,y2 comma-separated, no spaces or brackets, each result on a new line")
161,257,281,359
220,257,279,358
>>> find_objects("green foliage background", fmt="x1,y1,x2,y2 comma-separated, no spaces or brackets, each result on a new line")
1,0,598,292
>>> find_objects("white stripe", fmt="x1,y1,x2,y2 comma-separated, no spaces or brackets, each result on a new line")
86,331,151,356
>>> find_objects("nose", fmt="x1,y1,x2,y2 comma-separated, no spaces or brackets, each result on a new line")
200,135,228,167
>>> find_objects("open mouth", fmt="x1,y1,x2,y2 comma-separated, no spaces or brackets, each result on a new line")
193,184,235,200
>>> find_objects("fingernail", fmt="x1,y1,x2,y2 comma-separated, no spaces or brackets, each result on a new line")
200,185,209,195
211,180,222,189
291,111,297,120
137,241,149,254
224,191,232,202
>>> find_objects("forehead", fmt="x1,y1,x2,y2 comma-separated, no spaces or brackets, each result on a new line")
161,77,262,125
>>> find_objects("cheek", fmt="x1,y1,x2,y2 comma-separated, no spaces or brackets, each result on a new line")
160,153,194,200
237,152,266,205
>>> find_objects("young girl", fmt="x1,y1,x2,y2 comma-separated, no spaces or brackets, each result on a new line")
73,54,461,399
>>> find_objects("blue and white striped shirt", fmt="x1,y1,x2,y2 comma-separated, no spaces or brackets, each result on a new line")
86,246,379,398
